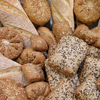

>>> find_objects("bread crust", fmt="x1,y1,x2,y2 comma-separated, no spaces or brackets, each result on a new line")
21,63,45,83
25,82,50,100
0,78,27,100
52,21,72,43
0,27,23,59
74,0,100,24
16,48,46,69
47,35,88,77
75,75,100,100
23,0,51,26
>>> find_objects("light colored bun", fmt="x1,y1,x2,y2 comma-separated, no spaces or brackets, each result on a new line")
75,75,100,100
0,78,27,100
52,21,72,43
45,78,76,100
51,0,74,31
0,66,29,86
0,27,23,59
74,0,100,24
0,0,39,48
21,63,45,83
16,48,46,69
25,82,50,100
47,35,88,77
79,57,100,83
23,0,51,26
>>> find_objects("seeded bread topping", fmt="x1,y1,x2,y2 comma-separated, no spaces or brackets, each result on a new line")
45,78,76,100
79,57,100,83
45,59,80,91
75,75,100,100
47,35,88,77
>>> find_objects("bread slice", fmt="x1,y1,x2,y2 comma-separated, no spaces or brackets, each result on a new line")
0,66,29,86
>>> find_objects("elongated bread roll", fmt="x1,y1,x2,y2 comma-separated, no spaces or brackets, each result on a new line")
51,0,74,31
0,0,38,48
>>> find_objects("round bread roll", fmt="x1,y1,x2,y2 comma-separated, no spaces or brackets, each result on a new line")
16,48,46,68
23,0,51,26
0,78,27,100
0,27,23,59
52,21,72,43
74,0,100,24
25,82,50,100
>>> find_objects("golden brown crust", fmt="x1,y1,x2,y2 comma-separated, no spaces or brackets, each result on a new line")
16,48,46,69
74,0,100,24
73,24,97,44
25,82,50,100
31,34,48,52
21,63,45,83
51,0,74,31
23,0,51,26
96,77,100,90
0,78,27,100
52,21,72,43
38,27,57,46
75,75,100,100
0,27,23,59
45,78,76,100
47,35,88,77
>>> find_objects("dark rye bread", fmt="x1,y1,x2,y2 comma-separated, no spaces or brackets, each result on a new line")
79,57,100,83
45,59,80,91
47,35,88,77
45,78,76,100
75,75,100,100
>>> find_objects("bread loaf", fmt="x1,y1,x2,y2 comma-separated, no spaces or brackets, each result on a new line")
79,57,100,83
45,78,76,100
47,35,88,77
0,66,29,86
0,78,28,100
45,59,80,91
75,75,100,100
23,0,51,26
0,0,39,48
51,0,74,31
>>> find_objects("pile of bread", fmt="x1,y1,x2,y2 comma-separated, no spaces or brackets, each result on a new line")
0,0,100,100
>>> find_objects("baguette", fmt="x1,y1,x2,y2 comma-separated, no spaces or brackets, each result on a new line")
0,0,39,48
0,66,29,86
51,0,74,31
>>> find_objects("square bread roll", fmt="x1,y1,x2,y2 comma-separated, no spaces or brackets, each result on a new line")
79,57,100,83
47,35,88,77
45,78,76,100
45,59,80,91
75,75,100,100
